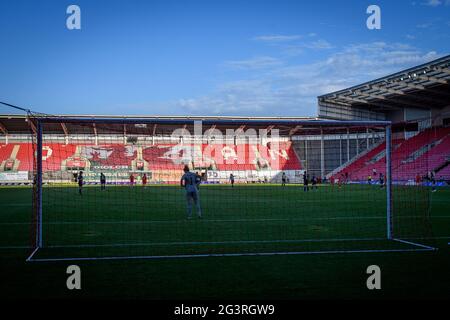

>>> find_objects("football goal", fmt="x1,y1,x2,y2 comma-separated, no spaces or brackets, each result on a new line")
26,116,436,261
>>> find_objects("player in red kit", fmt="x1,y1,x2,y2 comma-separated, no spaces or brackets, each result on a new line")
142,173,147,187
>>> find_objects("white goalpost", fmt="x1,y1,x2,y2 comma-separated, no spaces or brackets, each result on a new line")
26,117,437,261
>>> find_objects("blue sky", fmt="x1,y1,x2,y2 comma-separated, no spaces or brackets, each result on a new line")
0,0,449,116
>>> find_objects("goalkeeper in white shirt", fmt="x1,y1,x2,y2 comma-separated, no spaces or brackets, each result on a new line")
180,165,202,219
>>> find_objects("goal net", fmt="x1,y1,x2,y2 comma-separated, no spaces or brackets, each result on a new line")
26,117,436,261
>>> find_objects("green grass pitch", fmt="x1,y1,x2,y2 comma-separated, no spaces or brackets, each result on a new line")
0,184,449,299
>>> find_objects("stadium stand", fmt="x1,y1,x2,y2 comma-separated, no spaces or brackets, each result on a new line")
330,126,450,181
0,141,302,177
437,163,450,179
3,127,450,183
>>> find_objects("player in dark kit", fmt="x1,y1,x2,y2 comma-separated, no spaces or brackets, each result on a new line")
100,172,106,190
195,172,202,190
379,173,384,189
431,171,437,192
303,172,309,192
229,173,235,187
78,171,84,195
311,175,317,190
281,172,286,186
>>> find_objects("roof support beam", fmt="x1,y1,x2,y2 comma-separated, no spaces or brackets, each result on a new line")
434,67,450,76
336,96,402,110
27,118,37,135
393,82,450,98
0,122,8,144
204,125,218,143
60,123,68,135
416,74,448,84
235,125,246,134
354,90,431,109
383,96,432,109
371,83,449,105
353,90,391,101
93,123,98,145
61,123,69,145
289,125,301,136
205,125,217,136
398,91,448,106
319,99,352,108
370,85,405,96
0,122,8,135
151,124,157,145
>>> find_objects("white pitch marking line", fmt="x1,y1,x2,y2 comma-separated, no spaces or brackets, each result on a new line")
27,247,436,262
4,214,446,226
45,237,388,248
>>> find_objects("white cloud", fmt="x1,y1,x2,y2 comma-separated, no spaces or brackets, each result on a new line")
304,39,334,49
224,56,283,70
172,42,442,116
177,80,275,114
254,33,332,56
421,0,450,5
417,22,433,28
277,39,334,57
422,0,442,6
253,35,303,42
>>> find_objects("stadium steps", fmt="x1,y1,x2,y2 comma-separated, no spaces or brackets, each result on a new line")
339,127,450,181
394,134,450,179
326,139,385,180
436,161,450,179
